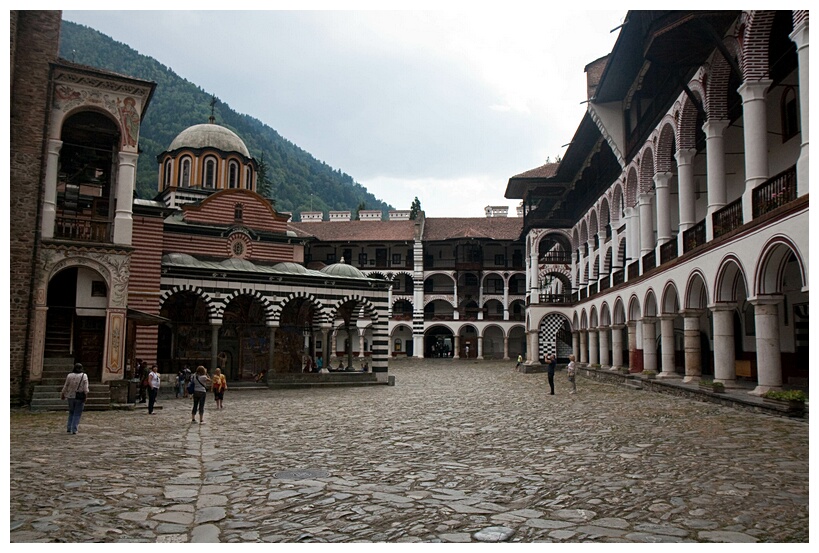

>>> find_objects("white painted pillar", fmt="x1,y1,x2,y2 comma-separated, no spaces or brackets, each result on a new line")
477,335,484,360
210,322,221,371
113,151,139,245
503,336,509,360
572,331,580,362
738,80,773,224
682,310,703,383
610,324,624,371
675,147,697,235
624,206,638,264
750,298,783,395
704,119,730,242
641,317,657,372
526,329,538,364
599,326,610,368
577,248,586,286
654,172,673,245
790,19,810,196
711,305,737,388
579,331,588,364
658,315,677,378
638,192,654,259
358,332,366,358
627,322,637,371
588,329,599,365
41,139,63,239
453,335,460,359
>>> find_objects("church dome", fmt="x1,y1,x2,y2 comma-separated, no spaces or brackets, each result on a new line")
321,262,365,279
168,123,250,157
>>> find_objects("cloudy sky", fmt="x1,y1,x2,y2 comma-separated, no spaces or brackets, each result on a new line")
62,5,625,217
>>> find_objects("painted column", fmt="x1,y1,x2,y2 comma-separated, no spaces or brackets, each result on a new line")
738,80,773,224
210,322,221,371
599,326,610,368
577,248,586,286
624,206,638,265
477,335,484,360
675,147,697,235
610,324,624,371
627,322,638,372
526,329,538,364
790,19,810,196
641,317,657,372
331,330,338,363
654,172,673,245
638,193,654,260
358,331,366,359
268,325,277,374
658,315,677,378
711,304,737,388
597,234,606,283
528,238,538,304
579,330,588,364
101,308,127,383
41,139,63,239
572,331,580,362
682,310,703,383
751,298,783,395
321,326,330,366
503,277,510,319
113,151,139,245
570,249,577,290
703,119,729,241
588,329,599,365
478,284,484,320
587,239,597,284
503,335,509,360
453,335,460,359
610,224,622,271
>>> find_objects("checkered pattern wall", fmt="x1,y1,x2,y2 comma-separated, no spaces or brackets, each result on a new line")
538,313,572,362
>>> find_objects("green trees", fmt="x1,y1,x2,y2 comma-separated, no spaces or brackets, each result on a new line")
409,197,422,219
58,20,393,219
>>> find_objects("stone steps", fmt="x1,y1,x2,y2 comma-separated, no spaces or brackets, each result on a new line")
620,376,643,391
31,358,111,411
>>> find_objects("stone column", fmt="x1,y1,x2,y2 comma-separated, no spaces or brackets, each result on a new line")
577,248,586,286
654,172,673,245
751,298,783,395
739,80,773,224
267,325,277,374
571,331,580,361
641,317,657,372
587,239,597,283
579,330,588,364
321,326,330,366
624,206,638,267
453,335,460,359
790,19,810,196
503,335,509,360
610,324,624,371
588,329,599,365
682,310,703,383
358,331,366,358
658,315,677,378
610,225,622,271
477,336,484,360
597,234,606,283
599,326,610,368
627,321,638,372
210,322,221,371
675,147,697,235
331,330,338,363
113,151,139,245
503,277,510,319
41,139,63,239
704,119,729,241
526,329,538,364
711,304,737,388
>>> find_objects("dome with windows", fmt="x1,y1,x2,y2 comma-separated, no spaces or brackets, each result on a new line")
168,123,250,157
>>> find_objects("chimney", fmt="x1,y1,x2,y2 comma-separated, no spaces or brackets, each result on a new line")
359,210,382,221
516,202,524,217
484,205,509,218
389,210,411,221
329,210,351,222
300,211,323,222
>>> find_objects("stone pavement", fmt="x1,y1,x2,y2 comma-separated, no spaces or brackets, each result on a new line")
9,358,809,543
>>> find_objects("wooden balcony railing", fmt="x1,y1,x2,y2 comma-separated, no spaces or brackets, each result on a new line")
752,165,797,218
54,216,111,243
683,219,706,253
612,270,624,286
588,282,598,295
540,251,573,264
599,277,610,292
537,292,573,304
712,197,744,239
627,261,639,280
659,238,678,265
642,250,656,272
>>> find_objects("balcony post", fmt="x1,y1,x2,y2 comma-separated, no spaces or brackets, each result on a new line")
738,80,773,225
41,139,63,240
641,317,657,373
113,151,139,245
749,297,783,395
654,172,673,246
675,147,697,238
703,119,729,241
710,304,737,388
610,324,624,371
790,18,809,196
598,326,610,368
638,193,654,272
682,310,703,383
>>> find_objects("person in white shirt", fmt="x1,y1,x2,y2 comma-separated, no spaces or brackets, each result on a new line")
147,365,161,414
61,363,89,434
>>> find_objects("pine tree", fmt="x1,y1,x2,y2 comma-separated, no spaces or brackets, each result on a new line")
409,197,422,220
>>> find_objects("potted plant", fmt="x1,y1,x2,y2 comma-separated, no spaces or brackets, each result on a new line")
762,390,807,414
711,381,725,393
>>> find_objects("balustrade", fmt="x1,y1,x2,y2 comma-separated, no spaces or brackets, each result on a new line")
752,165,796,218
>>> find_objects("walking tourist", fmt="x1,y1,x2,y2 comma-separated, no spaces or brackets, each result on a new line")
61,363,88,434
547,354,557,395
191,365,211,424
515,354,522,370
567,355,577,394
176,368,185,398
212,367,227,409
137,361,149,403
182,365,192,398
147,365,160,414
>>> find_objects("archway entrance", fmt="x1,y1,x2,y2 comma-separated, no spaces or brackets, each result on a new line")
158,291,211,372
220,295,268,381
424,325,453,358
538,313,572,362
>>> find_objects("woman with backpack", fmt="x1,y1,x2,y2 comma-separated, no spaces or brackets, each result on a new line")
212,367,227,409
61,363,89,434
190,365,211,424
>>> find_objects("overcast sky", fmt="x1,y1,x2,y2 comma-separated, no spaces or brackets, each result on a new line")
62,5,625,217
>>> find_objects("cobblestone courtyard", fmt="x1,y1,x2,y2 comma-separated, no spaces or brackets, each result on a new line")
9,359,809,543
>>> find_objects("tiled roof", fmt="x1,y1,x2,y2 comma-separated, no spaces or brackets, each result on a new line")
288,220,416,242
510,163,560,180
423,217,523,242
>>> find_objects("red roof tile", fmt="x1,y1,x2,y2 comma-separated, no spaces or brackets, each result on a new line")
423,217,523,241
288,220,416,242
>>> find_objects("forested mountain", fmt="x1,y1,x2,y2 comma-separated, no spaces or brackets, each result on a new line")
58,20,393,220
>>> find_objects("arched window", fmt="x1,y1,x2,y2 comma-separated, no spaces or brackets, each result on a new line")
781,86,799,143
245,166,253,191
234,203,243,221
180,157,191,187
203,157,217,188
163,159,172,188
228,160,239,189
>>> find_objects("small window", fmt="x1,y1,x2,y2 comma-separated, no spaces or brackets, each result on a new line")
228,161,239,188
163,160,172,187
204,158,216,188
326,253,336,263
91,281,107,297
181,157,191,187
494,254,505,266
359,253,368,266
781,86,799,142
234,203,243,221
392,253,402,265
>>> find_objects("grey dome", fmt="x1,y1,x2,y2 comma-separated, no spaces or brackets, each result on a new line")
273,262,309,274
321,263,365,279
168,123,250,157
221,258,258,271
162,252,199,266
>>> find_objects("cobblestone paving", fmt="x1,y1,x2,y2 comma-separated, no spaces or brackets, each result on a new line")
10,359,809,543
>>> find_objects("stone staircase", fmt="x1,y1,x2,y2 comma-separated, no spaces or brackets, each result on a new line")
29,357,111,411
620,375,644,391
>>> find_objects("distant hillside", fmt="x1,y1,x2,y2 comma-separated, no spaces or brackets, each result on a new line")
58,20,393,220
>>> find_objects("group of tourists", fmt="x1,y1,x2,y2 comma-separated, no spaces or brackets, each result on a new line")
513,353,578,395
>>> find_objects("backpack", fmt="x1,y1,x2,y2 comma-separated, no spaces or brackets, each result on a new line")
187,378,196,394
